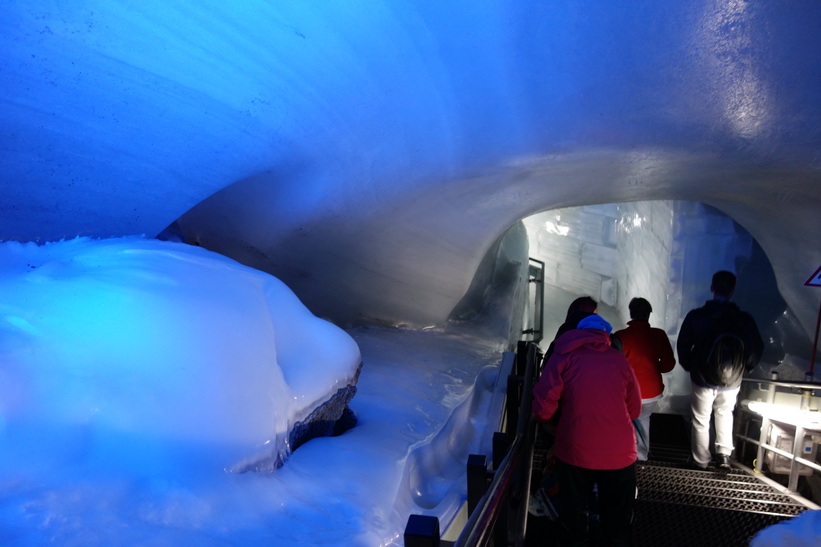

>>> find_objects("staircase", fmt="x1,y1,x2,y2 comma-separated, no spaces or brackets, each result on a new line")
635,414,808,545
635,461,807,546
526,413,815,546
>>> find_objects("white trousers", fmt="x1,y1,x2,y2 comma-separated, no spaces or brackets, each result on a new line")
690,382,740,467
636,397,661,461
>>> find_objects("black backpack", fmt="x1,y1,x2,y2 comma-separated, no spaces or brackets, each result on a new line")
698,307,749,387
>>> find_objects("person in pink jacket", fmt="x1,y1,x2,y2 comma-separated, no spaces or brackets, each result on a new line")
532,314,642,547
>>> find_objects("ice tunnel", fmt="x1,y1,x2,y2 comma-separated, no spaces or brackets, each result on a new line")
2,1,820,335
2,1,821,545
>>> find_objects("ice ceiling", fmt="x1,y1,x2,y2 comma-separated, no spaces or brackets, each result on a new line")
2,1,820,337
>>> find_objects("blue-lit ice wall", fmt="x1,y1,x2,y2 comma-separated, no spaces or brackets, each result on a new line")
614,201,679,335
523,205,622,309
449,222,531,350
669,202,752,317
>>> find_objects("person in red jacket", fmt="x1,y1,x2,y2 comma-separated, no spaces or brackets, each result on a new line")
532,314,642,547
614,297,676,460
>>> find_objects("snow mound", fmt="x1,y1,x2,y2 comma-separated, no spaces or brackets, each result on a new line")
0,236,362,475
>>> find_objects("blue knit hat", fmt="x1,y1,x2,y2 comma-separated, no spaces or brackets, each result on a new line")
577,314,613,333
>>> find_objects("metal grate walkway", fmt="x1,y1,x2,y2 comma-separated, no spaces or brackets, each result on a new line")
526,414,815,546
634,460,807,546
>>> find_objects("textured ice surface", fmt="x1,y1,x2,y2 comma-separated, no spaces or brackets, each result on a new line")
0,237,505,545
0,237,361,474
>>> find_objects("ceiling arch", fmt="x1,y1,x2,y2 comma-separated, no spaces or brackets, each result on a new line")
2,2,820,334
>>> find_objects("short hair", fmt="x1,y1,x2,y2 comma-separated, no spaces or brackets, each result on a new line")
566,296,598,320
628,297,652,321
711,270,737,297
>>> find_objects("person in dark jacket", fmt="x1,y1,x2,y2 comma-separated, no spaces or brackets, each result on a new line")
614,297,676,460
533,314,642,546
542,296,599,363
677,271,763,469
543,296,624,366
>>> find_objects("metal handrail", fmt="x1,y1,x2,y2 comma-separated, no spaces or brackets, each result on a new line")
735,404,821,492
735,431,821,474
737,374,821,493
742,377,821,390
454,342,539,547
454,434,525,547
523,259,545,344
510,343,538,547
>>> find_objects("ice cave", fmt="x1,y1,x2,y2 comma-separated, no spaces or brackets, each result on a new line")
2,2,821,546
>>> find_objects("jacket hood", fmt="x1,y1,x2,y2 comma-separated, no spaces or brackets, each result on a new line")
576,315,613,333
554,328,613,355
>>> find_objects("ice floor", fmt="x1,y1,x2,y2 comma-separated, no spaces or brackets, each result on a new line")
0,324,507,546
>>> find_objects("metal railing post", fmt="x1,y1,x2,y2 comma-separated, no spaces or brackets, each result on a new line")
493,432,510,471
789,425,806,491
454,341,541,546
404,514,441,547
467,454,489,515
516,341,528,376
506,374,521,434
755,371,778,473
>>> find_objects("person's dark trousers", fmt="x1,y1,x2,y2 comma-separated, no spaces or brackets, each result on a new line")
557,459,637,546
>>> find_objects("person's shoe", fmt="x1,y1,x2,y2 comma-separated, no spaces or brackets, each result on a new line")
716,455,731,470
528,494,547,517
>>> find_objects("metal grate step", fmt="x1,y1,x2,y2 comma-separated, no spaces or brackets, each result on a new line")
526,414,816,546
638,488,806,517
633,459,810,545
638,461,807,515
640,465,795,494
634,498,790,546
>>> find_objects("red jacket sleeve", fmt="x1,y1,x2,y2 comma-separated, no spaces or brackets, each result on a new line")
654,329,676,374
532,354,564,421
